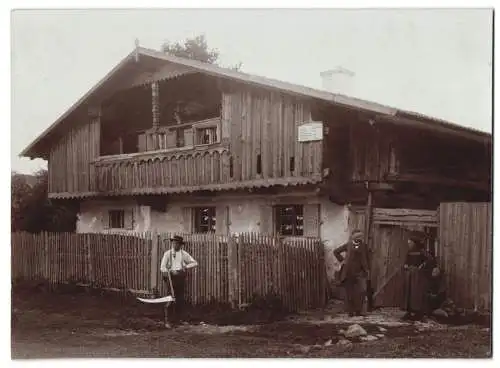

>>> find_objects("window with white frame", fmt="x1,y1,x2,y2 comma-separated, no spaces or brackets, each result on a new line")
193,207,216,233
196,126,218,145
274,205,304,236
108,209,125,229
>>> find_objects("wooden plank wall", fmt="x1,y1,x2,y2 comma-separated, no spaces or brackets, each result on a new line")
349,122,397,182
226,87,323,182
93,149,231,193
438,202,492,311
48,116,100,194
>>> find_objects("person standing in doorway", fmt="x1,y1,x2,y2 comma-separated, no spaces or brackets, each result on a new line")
160,235,198,328
334,230,371,317
402,231,435,321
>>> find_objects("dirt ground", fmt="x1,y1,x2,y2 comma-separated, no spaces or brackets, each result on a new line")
11,287,492,359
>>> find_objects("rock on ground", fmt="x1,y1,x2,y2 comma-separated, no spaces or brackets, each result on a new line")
359,335,378,342
344,324,367,338
432,309,449,318
297,345,311,354
336,339,354,348
377,326,387,332
414,320,445,332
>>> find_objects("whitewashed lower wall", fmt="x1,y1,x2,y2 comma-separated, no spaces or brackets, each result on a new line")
76,192,350,281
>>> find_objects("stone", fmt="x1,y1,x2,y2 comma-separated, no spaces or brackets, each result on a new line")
339,329,346,335
376,334,385,338
432,308,449,318
377,326,387,333
360,335,378,342
344,324,367,338
311,344,323,351
298,345,311,354
336,339,353,348
324,339,333,346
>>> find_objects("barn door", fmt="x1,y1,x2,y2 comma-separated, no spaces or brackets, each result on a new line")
370,225,409,307
370,223,437,307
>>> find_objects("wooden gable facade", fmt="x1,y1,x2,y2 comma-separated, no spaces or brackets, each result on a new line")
44,72,323,198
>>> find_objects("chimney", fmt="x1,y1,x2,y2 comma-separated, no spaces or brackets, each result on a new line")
320,67,356,96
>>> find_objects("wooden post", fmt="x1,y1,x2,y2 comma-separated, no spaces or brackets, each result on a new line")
150,231,159,293
227,235,239,309
364,185,374,312
151,81,160,150
86,234,93,285
43,232,50,281
364,186,374,244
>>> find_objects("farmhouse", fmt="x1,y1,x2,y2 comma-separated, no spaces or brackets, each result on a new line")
20,45,492,285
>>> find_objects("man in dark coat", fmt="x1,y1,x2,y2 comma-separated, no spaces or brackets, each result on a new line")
402,231,435,321
334,230,371,316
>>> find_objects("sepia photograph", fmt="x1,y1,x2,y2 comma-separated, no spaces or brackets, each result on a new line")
9,4,493,361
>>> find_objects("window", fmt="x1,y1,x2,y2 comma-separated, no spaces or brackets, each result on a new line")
196,127,218,145
275,205,304,236
193,207,216,233
109,210,125,229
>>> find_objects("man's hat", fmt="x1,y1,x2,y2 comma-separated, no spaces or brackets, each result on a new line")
351,230,364,241
408,231,427,243
170,235,185,244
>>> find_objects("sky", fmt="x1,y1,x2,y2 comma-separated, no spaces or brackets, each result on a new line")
11,8,493,174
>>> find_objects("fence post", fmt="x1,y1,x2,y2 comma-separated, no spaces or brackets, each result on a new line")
43,232,50,281
86,234,94,285
227,234,239,309
150,231,159,293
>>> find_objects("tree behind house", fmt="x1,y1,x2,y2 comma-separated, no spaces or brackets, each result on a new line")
161,34,242,71
11,170,77,233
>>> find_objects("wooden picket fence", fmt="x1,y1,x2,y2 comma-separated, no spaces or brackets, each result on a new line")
11,232,326,312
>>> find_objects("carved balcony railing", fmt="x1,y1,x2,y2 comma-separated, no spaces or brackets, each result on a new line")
91,146,232,195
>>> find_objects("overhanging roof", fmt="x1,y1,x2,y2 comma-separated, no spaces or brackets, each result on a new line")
20,46,491,158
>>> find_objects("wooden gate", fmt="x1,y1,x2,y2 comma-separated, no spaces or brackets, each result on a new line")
348,207,438,307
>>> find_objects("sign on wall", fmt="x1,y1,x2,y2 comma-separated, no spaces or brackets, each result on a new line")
298,121,324,142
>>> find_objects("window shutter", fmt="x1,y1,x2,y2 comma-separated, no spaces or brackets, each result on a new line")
102,211,110,230
216,206,229,234
182,207,193,233
166,130,176,149
138,133,147,152
304,204,320,237
184,128,194,147
260,205,274,235
124,209,135,230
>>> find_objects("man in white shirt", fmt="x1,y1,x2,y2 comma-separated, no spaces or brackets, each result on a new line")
160,235,198,328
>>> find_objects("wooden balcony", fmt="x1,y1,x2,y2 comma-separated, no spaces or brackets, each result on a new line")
91,146,232,195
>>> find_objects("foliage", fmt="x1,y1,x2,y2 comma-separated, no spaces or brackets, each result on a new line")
11,170,78,233
161,34,242,71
